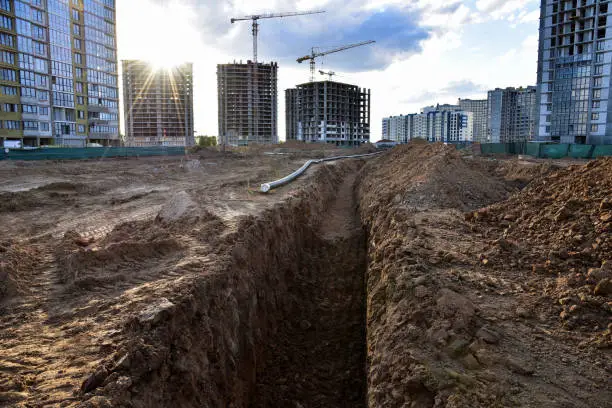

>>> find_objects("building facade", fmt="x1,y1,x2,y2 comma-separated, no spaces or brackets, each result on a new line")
122,60,194,147
458,98,488,143
0,0,119,147
488,87,537,143
381,116,390,139
217,61,278,146
382,109,472,143
285,80,370,146
381,114,409,143
536,0,612,144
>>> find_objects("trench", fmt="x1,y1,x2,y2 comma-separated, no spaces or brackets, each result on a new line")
87,162,370,408
250,171,368,407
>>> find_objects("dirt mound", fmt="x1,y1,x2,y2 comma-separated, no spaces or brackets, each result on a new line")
0,182,104,213
468,158,612,342
0,240,41,301
361,142,512,213
55,223,182,289
358,144,611,407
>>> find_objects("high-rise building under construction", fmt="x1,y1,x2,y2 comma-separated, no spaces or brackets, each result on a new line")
122,60,194,147
217,61,278,146
285,80,370,145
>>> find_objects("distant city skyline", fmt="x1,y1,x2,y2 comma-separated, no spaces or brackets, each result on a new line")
116,0,541,141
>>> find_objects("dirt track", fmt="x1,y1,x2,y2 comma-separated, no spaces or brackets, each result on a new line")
0,144,610,407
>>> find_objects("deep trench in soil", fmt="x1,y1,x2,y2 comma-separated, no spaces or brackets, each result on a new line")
250,172,368,407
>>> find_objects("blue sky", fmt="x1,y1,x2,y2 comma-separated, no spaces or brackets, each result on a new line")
117,0,541,141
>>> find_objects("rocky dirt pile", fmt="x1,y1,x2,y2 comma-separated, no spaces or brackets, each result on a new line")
0,240,41,301
358,143,611,407
468,158,612,343
360,141,513,213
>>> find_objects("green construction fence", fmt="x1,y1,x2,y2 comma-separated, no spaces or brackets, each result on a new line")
0,147,188,161
479,142,612,159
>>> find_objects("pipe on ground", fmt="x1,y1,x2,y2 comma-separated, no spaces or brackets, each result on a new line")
260,151,383,193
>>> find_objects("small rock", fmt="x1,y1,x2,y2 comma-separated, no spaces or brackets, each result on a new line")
462,353,480,370
594,278,612,296
81,367,109,393
448,338,470,357
505,358,535,376
412,275,428,286
516,307,532,318
476,326,500,344
138,298,174,324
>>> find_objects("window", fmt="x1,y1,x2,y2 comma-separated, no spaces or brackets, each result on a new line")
23,121,38,130
594,77,603,87
0,0,10,12
74,53,82,64
77,110,84,119
591,124,599,132
37,90,49,101
39,106,49,115
77,96,85,105
0,32,15,47
592,112,600,121
595,65,604,75
72,9,79,20
76,82,83,93
32,25,46,41
73,23,80,36
4,120,20,129
21,87,35,97
0,68,17,82
74,38,81,50
75,67,83,78
40,122,50,131
1,86,17,96
78,124,85,133
3,103,18,112
593,100,601,109
0,51,15,64
0,15,13,30
593,89,602,99
596,53,605,63
22,104,37,114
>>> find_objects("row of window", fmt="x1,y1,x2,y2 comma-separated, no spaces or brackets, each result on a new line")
2,103,49,115
0,32,15,47
1,120,51,131
15,1,46,25
16,18,47,41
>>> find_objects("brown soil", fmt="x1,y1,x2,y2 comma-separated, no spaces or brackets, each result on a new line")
359,143,611,407
0,144,610,408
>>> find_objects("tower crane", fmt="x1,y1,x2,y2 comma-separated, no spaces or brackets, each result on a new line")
231,10,325,63
297,40,375,82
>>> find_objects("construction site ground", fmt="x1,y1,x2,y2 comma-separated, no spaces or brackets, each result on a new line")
0,143,610,407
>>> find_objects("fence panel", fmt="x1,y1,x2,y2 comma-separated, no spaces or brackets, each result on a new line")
526,143,541,157
592,145,612,157
568,144,594,159
540,144,570,159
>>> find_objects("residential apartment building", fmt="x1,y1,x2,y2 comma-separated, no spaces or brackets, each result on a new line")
382,108,472,143
488,87,537,143
536,0,612,144
0,0,119,147
217,61,278,146
382,114,409,143
285,80,370,146
122,60,194,147
458,98,488,143
381,116,389,139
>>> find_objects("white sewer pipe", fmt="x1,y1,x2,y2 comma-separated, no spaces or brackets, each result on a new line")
260,151,384,193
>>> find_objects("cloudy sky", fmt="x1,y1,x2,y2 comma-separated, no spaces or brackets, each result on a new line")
116,0,541,141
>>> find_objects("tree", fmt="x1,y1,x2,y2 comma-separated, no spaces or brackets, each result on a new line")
196,136,218,147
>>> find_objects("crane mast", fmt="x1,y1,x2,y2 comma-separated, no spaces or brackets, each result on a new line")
297,40,375,82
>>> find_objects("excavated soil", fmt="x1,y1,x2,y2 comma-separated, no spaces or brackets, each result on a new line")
0,144,610,408
359,143,611,407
